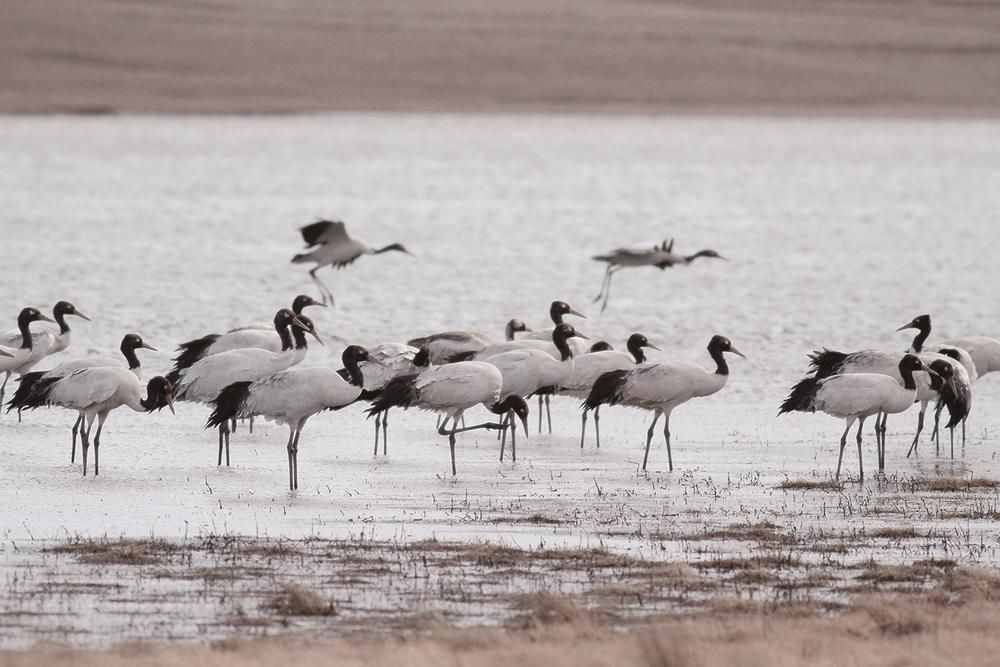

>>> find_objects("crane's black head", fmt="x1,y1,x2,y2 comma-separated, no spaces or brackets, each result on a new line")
506,319,530,339
898,354,928,375
550,300,586,324
413,347,431,367
495,395,530,436
145,376,176,414
626,333,660,362
928,359,953,378
897,314,931,333
708,335,745,358
589,341,614,353
292,294,326,313
53,301,91,322
375,242,411,255
553,323,588,345
342,345,369,366
121,334,157,353
274,308,297,328
291,314,323,346
18,307,54,328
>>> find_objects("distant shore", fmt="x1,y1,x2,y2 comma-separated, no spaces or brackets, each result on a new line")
4,1,1000,115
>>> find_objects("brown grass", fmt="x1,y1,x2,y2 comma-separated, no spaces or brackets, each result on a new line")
776,479,844,491
692,553,802,572
43,538,180,566
265,584,337,617
4,0,1000,115
917,477,1000,492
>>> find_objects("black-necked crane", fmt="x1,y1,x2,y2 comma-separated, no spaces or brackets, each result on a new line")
407,319,530,366
517,300,587,431
465,323,588,434
291,220,411,305
479,327,585,462
584,335,744,472
562,333,658,449
207,346,370,490
8,334,158,461
591,239,725,311
19,368,174,476
170,310,320,466
896,312,1000,378
366,360,529,476
171,295,325,375
779,355,935,482
924,358,969,458
343,342,420,456
0,307,57,411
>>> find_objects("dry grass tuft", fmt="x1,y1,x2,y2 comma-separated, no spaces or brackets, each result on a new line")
507,592,605,629
917,477,1000,492
693,553,801,572
44,538,179,565
776,479,843,491
862,601,932,637
690,522,795,545
868,527,920,540
265,584,337,617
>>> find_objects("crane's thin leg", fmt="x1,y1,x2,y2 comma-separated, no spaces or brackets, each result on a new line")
663,413,673,472
217,426,224,466
855,416,865,483
537,395,543,433
592,265,613,303
931,402,943,445
907,405,926,458
292,419,305,490
80,417,91,477
373,412,381,456
249,417,254,434
962,418,966,447
224,421,231,466
309,267,336,306
877,412,887,471
93,412,108,477
500,413,508,461
950,426,955,459
286,426,295,491
642,411,662,472
71,414,83,463
382,410,389,456
601,269,618,313
580,409,588,449
17,407,21,423
594,406,601,449
835,421,851,481
545,395,553,434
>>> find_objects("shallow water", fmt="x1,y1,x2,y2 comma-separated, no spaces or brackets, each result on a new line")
1,115,1000,645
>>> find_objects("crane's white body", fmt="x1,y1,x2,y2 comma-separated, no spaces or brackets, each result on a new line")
232,367,362,428
0,330,56,375
407,331,491,365
409,362,503,418
516,330,589,356
175,348,306,403
812,373,917,419
561,350,636,398
206,328,287,355
45,367,146,417
616,362,728,410
471,339,564,362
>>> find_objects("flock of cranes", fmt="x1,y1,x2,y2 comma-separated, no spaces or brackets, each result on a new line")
2,221,998,492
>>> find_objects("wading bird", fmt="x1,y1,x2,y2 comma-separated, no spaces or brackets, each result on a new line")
0,308,57,409
19,368,174,476
563,333,658,449
208,346,370,490
291,220,410,305
584,335,744,471
779,355,935,482
518,301,587,431
591,239,725,311
171,295,325,375
170,311,319,466
367,360,529,476
8,334,158,460
345,342,420,456
407,319,530,366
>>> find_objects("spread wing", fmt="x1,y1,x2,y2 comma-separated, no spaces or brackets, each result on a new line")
300,220,350,248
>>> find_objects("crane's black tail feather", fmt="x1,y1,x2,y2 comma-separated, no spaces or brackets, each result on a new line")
366,374,418,418
583,370,629,411
778,376,821,415
206,381,252,429
5,371,44,413
17,375,61,411
171,334,220,373
807,349,848,379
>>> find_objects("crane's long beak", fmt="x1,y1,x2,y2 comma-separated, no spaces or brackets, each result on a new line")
568,308,587,319
37,314,56,324
75,311,93,322
729,346,747,359
0,348,12,358
141,343,158,352
896,322,916,332
646,343,662,351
